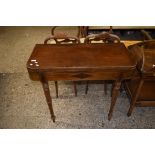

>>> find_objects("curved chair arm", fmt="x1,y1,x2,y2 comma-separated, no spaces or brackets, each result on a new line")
128,40,155,73
128,44,144,72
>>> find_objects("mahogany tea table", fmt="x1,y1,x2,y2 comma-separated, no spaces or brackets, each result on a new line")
27,43,136,122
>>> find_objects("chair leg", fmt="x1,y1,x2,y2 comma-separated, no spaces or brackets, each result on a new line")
104,81,107,95
85,81,89,94
111,83,114,97
120,82,124,93
54,81,58,98
127,79,144,116
73,81,77,96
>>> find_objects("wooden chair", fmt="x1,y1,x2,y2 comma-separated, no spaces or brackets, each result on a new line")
51,26,81,38
44,34,80,98
81,26,113,37
124,40,155,116
84,32,120,95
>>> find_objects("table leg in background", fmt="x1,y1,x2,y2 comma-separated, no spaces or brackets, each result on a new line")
127,79,144,116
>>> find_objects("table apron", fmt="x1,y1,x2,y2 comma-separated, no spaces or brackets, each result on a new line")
28,70,134,81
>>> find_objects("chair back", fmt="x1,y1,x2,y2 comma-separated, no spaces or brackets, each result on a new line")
51,26,81,38
84,32,120,44
44,34,80,44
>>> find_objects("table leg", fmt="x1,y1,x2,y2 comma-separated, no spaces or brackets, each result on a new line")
40,74,56,122
73,81,77,96
54,81,58,98
85,81,89,94
108,80,121,121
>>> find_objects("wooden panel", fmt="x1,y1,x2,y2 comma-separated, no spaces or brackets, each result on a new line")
28,69,134,81
125,78,155,102
45,71,119,81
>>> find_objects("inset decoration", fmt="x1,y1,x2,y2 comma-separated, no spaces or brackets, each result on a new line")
72,73,91,79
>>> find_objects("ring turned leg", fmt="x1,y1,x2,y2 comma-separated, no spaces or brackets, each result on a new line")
108,80,121,121
40,74,56,122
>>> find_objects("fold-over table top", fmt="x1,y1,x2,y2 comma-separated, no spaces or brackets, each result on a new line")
27,43,135,71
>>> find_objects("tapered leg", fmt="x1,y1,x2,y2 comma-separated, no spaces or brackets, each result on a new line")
108,80,121,121
120,82,123,93
127,79,144,117
54,81,58,98
73,81,77,96
104,81,107,95
40,74,55,122
85,81,89,94
111,83,114,97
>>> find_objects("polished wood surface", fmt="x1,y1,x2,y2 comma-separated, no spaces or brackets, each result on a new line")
27,43,136,122
28,43,134,71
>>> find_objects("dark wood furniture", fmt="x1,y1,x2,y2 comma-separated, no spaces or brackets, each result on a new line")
84,32,121,95
27,43,135,122
44,35,80,97
124,40,155,116
86,26,155,41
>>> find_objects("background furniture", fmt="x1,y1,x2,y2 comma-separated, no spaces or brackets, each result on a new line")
85,26,155,40
44,35,80,97
84,32,121,95
124,40,155,116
